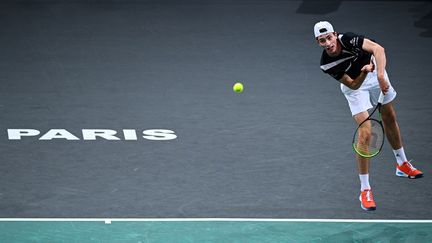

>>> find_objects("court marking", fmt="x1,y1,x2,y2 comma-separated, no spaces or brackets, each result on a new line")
1,218,431,223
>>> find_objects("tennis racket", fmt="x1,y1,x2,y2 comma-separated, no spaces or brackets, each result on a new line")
352,93,385,158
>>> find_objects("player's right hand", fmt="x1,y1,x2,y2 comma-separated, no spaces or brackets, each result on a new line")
378,75,390,94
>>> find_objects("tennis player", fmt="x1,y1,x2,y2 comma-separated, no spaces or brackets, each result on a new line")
314,21,423,211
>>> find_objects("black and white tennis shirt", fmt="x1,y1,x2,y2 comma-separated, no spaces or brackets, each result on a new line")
320,32,373,81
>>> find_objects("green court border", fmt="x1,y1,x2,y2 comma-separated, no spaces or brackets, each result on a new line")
1,218,431,242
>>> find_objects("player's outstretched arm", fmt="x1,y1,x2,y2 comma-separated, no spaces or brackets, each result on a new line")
362,38,389,94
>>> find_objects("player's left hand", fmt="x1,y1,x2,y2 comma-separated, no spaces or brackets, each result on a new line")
361,63,374,73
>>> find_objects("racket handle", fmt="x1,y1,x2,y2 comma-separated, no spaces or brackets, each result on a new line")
378,92,385,104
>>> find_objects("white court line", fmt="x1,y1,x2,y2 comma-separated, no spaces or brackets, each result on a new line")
0,218,431,223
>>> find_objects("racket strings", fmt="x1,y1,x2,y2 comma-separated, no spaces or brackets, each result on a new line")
353,120,384,157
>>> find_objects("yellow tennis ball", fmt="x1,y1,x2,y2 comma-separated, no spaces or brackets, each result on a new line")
233,82,243,93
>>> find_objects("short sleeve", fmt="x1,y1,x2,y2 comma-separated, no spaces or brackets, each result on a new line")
329,72,344,80
340,32,365,50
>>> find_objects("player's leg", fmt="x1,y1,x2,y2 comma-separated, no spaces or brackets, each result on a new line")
354,111,376,211
341,82,377,211
381,102,424,178
380,102,402,150
370,70,423,178
354,111,372,176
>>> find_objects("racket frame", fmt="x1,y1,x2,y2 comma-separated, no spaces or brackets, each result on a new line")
352,93,385,158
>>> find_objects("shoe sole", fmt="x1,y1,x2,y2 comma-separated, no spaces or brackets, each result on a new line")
396,172,424,179
360,204,376,211
359,196,376,211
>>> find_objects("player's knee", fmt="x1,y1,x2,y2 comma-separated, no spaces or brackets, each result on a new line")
359,128,372,141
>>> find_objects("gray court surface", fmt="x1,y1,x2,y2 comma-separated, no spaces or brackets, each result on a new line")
1,0,431,221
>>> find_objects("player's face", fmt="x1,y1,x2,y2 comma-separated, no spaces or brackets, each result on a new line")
317,33,339,56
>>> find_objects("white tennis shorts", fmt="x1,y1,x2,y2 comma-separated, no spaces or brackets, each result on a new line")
340,70,397,116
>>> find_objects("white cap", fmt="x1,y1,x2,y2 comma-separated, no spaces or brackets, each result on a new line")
314,21,334,38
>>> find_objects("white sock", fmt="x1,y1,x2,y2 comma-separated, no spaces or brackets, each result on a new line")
393,147,408,166
359,174,371,191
